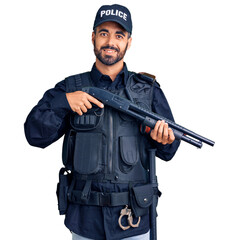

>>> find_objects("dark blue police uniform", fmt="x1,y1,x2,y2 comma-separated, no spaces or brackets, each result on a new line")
24,63,180,240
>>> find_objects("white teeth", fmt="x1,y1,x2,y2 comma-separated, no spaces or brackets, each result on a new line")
104,49,114,53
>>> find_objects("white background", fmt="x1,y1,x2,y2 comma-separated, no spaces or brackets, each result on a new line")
1,0,239,239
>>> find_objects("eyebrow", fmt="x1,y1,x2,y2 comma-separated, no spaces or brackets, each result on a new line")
98,29,109,33
98,29,126,37
116,31,125,37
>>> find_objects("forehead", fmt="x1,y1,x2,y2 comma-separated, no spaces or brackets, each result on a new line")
96,21,127,33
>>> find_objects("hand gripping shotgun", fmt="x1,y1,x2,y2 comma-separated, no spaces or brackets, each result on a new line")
83,87,215,148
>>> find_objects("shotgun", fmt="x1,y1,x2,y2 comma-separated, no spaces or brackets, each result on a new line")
83,87,215,148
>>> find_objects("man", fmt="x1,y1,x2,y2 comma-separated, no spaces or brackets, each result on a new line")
24,4,180,240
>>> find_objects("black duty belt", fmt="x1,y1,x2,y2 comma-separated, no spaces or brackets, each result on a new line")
69,189,130,207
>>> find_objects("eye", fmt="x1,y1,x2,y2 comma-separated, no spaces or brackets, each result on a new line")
116,35,124,39
100,32,108,37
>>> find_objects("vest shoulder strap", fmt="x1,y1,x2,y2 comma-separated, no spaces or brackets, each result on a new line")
64,70,160,93
139,72,156,80
65,72,92,93
137,72,160,87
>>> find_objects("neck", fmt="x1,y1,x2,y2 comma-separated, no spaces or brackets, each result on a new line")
95,59,124,81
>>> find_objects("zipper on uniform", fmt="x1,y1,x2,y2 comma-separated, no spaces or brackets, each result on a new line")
107,108,114,174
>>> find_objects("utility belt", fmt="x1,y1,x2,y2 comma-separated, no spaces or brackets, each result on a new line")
70,189,130,207
56,168,161,217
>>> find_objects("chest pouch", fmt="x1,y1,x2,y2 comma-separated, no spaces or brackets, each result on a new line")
70,105,104,131
62,129,76,170
73,131,104,174
69,106,105,175
119,136,140,174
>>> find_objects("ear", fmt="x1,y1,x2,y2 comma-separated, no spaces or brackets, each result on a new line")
127,36,132,50
92,31,95,45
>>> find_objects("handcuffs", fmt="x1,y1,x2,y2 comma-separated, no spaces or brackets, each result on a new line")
118,205,141,230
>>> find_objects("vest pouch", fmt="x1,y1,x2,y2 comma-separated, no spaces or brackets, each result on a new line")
62,130,76,170
73,132,103,174
119,136,139,173
56,168,72,215
70,106,104,131
130,184,154,218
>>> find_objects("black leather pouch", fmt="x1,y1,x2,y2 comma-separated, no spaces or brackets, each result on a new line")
56,168,72,215
130,184,154,218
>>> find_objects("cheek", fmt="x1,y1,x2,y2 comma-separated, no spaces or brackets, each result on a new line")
94,38,105,50
119,42,128,52
119,40,129,49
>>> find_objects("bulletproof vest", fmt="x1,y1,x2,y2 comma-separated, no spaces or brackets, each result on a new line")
62,71,156,184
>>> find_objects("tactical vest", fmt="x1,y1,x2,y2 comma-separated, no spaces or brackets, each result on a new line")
62,71,156,184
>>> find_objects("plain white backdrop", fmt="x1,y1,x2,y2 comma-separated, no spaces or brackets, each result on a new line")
1,0,239,239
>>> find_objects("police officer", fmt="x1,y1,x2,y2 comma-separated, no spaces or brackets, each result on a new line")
24,4,180,240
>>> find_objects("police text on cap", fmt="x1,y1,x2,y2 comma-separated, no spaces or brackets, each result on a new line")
100,9,127,21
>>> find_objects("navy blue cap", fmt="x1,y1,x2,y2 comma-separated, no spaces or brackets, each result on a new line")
93,4,132,34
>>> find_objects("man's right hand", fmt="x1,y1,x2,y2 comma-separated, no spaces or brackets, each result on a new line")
66,91,104,115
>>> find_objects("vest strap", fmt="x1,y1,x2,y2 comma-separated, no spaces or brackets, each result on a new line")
80,180,92,203
73,171,116,181
65,72,92,93
69,189,130,207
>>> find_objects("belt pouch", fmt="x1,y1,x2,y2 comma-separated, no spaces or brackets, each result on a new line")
130,184,154,218
56,168,72,215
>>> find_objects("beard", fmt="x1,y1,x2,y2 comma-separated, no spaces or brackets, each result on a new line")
94,41,128,66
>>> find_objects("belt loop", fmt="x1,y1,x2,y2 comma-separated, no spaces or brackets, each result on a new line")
81,180,92,203
99,192,111,206
67,178,76,202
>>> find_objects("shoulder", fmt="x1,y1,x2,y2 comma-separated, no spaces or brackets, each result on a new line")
51,72,86,93
132,71,160,88
64,71,90,92
64,72,84,81
63,72,83,86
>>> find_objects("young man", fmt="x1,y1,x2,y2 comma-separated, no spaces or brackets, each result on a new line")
24,4,180,240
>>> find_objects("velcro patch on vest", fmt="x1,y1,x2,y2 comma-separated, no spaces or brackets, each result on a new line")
139,72,156,80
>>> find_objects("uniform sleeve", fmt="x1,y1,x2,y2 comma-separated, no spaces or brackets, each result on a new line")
24,79,72,148
151,83,180,161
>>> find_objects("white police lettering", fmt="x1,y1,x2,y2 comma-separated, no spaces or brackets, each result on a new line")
100,9,127,21
100,10,105,17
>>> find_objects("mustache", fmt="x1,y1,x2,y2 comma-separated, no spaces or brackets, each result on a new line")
101,45,119,52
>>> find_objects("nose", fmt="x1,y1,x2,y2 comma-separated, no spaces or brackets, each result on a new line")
106,35,115,46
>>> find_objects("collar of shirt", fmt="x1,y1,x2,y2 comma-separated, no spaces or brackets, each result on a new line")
90,62,129,91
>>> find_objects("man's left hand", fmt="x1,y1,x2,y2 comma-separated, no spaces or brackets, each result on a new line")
150,120,175,145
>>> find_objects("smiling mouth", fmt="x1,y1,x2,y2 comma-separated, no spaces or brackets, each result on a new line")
103,49,117,54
